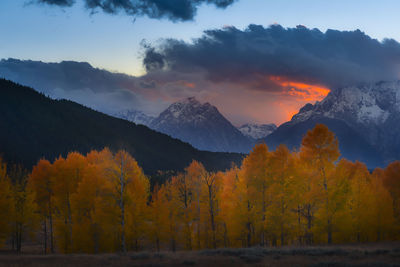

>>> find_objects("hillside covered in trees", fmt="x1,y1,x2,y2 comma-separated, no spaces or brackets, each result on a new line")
0,125,399,254
0,79,243,174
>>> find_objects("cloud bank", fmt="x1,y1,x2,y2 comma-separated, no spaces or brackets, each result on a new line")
144,24,400,89
0,59,160,115
3,25,400,125
35,0,236,21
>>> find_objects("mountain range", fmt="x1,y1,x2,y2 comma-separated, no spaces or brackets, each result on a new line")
0,59,274,154
114,98,277,153
2,59,400,168
0,79,243,175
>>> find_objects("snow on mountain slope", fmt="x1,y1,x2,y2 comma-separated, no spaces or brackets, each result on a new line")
291,81,400,126
150,97,253,153
238,123,277,140
271,80,400,166
114,109,154,126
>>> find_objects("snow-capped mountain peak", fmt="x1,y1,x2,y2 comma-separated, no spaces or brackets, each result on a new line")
114,109,154,126
155,97,218,123
278,80,400,167
291,80,400,126
150,97,253,153
238,123,277,140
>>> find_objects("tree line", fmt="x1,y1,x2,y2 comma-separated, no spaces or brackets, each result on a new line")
0,124,399,253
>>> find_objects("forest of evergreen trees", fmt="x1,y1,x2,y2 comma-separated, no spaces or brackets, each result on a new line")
0,78,242,175
0,124,399,253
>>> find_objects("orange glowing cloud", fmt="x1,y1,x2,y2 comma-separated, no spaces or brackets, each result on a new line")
183,82,196,88
268,76,330,122
269,76,330,101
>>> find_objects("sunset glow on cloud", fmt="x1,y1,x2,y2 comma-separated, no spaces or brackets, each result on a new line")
215,76,331,124
135,23,400,124
269,76,330,101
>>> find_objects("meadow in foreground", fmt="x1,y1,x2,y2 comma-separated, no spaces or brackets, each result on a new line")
1,243,400,266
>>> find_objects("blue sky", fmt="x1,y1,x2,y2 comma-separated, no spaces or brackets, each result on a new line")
1,0,400,76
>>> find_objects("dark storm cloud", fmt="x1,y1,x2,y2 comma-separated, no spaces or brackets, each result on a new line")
35,0,236,21
143,47,165,71
139,80,156,88
37,0,75,6
143,24,400,89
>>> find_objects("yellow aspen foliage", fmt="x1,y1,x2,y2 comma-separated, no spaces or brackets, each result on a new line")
345,161,373,242
266,144,296,246
300,124,340,244
369,168,396,241
199,171,222,249
105,150,149,253
324,159,353,243
71,161,107,253
8,165,39,252
124,158,149,251
383,161,400,223
148,185,170,252
219,166,241,247
0,158,12,246
30,159,55,253
170,173,195,250
240,143,271,246
161,179,180,251
52,152,86,253
8,124,399,252
184,161,207,250
291,154,321,245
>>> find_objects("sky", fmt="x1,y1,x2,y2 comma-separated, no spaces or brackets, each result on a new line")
1,0,400,125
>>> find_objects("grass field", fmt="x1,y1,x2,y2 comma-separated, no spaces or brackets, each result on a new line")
1,243,400,266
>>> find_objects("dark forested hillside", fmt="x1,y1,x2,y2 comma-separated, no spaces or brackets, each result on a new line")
0,79,243,174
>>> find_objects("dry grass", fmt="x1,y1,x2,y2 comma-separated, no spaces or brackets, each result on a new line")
1,242,400,267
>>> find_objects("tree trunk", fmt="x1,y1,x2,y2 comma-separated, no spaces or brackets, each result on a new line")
208,185,217,249
93,224,99,254
327,218,332,244
44,220,47,254
196,208,201,249
261,183,266,246
120,178,126,253
297,205,302,244
118,157,127,254
306,204,313,245
280,197,285,246
67,192,73,251
223,222,228,248
321,164,332,245
246,222,251,247
17,223,22,252
247,200,252,247
12,231,15,251
182,181,192,250
184,204,192,250
171,238,176,252
49,209,54,253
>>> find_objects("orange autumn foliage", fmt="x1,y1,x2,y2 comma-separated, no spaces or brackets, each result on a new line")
1,124,399,253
